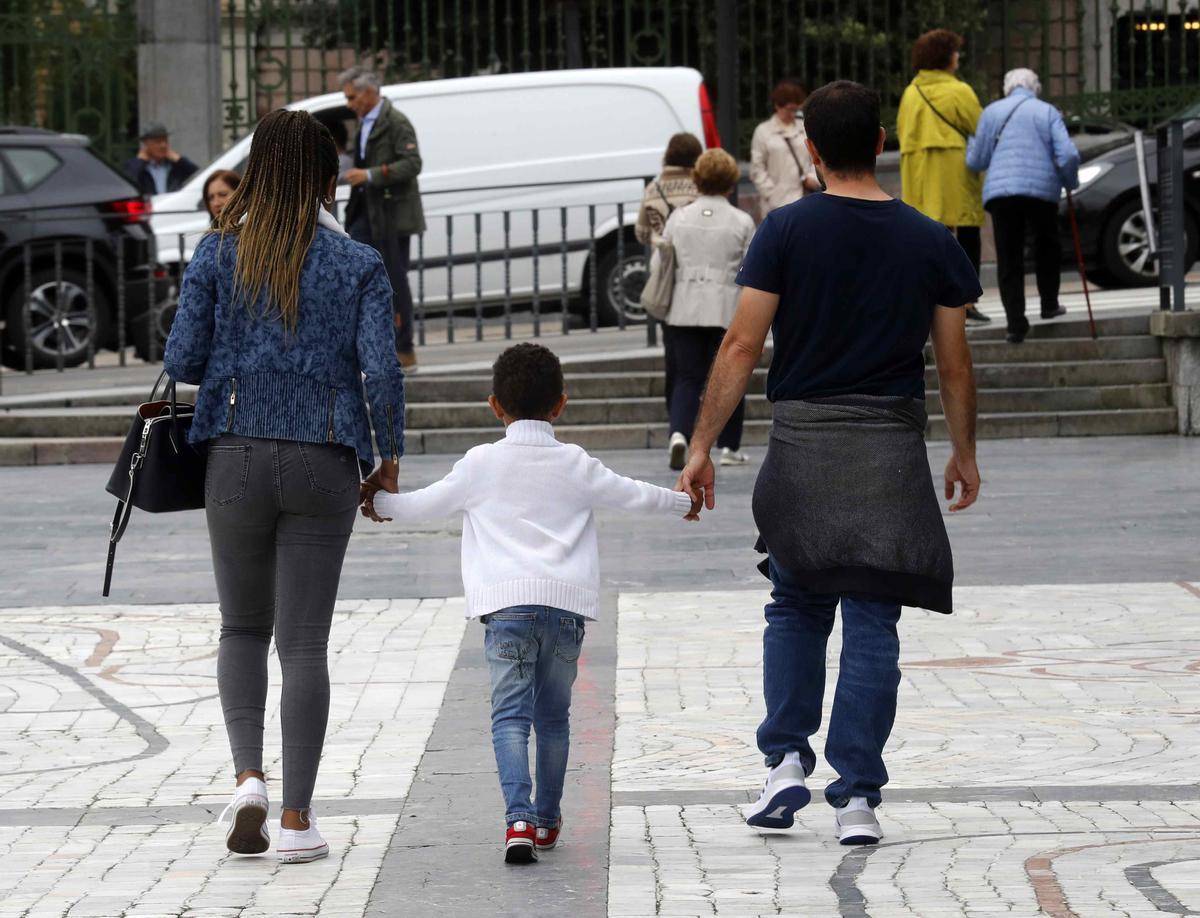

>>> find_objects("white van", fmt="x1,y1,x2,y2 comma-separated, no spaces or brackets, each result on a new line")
150,67,718,328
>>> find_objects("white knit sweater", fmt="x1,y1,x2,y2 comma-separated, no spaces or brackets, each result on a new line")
373,420,694,619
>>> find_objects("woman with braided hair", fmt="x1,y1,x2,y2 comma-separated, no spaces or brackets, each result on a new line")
165,109,405,864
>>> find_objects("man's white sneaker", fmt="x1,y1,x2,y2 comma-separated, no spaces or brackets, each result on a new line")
834,797,882,845
277,809,330,864
720,448,749,466
217,777,270,855
745,751,811,829
668,432,688,471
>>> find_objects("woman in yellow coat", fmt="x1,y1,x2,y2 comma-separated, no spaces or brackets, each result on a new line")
897,29,991,325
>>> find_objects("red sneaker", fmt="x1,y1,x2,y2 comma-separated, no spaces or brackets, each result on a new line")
535,820,562,851
505,820,537,864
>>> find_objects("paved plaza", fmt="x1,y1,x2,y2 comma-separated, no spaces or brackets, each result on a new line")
0,437,1197,916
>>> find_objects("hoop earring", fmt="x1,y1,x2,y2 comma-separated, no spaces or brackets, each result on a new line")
321,195,333,205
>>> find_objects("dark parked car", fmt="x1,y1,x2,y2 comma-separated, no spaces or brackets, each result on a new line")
1059,118,1200,288
0,127,171,368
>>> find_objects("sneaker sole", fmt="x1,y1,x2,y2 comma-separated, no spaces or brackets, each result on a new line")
669,440,687,471
535,840,558,851
505,839,537,864
278,843,330,864
745,783,811,829
225,801,269,855
838,828,882,846
720,457,748,466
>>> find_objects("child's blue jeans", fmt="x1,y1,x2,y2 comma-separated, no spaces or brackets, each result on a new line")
481,605,587,827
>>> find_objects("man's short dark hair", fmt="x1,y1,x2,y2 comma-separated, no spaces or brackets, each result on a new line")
803,81,881,175
492,343,564,420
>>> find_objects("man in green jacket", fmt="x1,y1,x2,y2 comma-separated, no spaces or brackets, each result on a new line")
340,66,426,369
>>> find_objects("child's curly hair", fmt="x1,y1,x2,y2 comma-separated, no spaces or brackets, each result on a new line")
492,343,565,420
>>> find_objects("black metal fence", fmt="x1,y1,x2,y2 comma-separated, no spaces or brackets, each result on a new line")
0,192,659,386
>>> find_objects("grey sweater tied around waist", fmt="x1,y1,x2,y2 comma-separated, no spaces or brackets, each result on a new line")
751,395,954,613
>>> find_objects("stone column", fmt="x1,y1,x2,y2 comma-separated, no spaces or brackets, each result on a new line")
136,0,223,166
1151,310,1200,435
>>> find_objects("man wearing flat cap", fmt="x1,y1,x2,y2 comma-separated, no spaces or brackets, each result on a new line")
122,124,199,197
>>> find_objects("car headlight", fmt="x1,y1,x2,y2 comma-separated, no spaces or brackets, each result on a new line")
1064,161,1113,197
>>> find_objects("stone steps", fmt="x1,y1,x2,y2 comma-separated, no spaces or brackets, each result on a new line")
0,315,1177,465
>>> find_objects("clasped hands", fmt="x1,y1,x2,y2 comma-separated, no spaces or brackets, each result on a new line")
359,459,399,523
676,449,714,522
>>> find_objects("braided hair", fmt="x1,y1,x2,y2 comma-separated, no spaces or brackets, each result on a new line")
214,109,339,331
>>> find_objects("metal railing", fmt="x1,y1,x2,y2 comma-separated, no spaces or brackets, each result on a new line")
0,219,166,389
0,193,659,389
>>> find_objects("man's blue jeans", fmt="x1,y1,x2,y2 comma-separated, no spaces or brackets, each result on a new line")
482,606,586,827
757,555,902,808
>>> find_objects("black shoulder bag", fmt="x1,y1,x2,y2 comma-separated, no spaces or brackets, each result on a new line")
103,371,207,596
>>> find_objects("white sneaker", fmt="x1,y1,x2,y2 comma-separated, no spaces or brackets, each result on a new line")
668,431,688,471
834,797,882,845
745,751,811,829
217,777,270,855
720,447,749,466
277,808,330,864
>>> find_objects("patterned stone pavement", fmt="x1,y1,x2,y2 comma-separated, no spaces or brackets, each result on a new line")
608,583,1200,918
3,582,1198,916
0,598,464,917
1,439,1199,916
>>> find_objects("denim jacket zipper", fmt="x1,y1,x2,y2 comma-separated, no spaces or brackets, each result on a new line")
226,377,238,430
386,405,398,461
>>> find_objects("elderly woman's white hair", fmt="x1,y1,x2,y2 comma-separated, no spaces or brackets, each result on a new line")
1004,68,1041,97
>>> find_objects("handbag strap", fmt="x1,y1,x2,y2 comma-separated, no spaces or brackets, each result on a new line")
103,420,149,597
914,83,970,140
993,95,1033,149
655,181,675,215
783,134,808,180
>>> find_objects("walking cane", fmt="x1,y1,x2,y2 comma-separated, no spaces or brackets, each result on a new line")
1065,189,1098,340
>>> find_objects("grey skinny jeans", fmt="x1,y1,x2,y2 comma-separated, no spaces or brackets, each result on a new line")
205,434,360,809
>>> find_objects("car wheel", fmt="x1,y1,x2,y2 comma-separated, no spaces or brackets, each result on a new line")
2,267,111,369
1100,198,1198,287
131,296,177,362
593,239,649,326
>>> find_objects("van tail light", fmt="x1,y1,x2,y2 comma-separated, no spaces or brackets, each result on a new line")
699,82,721,149
103,197,151,224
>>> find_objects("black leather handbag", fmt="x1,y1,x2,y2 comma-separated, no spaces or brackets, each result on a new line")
103,372,207,596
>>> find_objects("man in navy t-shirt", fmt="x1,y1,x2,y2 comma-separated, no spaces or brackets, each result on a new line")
675,81,981,845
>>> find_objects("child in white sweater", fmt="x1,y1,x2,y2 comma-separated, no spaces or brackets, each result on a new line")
364,343,696,863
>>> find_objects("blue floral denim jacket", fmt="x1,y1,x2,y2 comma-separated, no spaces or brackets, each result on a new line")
164,226,405,475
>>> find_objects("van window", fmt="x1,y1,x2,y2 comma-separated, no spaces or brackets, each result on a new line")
396,84,680,174
4,147,61,191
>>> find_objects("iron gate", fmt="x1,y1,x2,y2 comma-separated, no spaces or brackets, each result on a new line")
0,0,137,163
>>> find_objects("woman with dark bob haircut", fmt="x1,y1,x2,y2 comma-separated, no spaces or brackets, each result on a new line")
897,29,991,325
636,133,702,247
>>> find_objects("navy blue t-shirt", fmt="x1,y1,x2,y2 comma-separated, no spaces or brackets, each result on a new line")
735,194,983,401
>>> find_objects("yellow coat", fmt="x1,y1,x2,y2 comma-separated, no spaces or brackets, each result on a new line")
897,70,984,227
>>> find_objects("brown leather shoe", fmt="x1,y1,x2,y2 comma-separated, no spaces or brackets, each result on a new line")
397,351,418,371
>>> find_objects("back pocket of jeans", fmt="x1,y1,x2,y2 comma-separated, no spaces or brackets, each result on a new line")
298,443,358,496
554,616,585,662
205,444,250,506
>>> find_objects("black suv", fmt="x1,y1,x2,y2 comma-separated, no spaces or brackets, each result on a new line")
0,127,170,368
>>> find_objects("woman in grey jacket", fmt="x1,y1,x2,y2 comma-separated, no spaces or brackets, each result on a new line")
164,110,404,864
660,149,756,470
